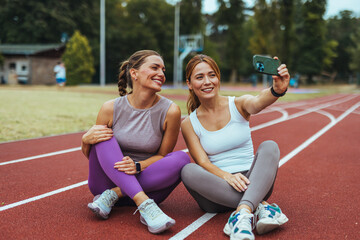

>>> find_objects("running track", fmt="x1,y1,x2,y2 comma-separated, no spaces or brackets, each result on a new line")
1,93,359,239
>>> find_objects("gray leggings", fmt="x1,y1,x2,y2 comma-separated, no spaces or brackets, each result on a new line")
181,140,280,213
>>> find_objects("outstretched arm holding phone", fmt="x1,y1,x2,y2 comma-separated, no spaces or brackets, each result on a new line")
236,56,290,118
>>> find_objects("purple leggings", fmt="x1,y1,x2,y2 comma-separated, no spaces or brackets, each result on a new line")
88,137,190,205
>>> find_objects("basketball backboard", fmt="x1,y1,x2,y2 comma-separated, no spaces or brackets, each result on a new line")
179,34,203,53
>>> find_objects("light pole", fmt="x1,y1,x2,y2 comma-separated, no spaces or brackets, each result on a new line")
100,0,106,86
173,2,180,88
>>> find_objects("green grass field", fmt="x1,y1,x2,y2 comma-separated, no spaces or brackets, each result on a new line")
0,84,358,143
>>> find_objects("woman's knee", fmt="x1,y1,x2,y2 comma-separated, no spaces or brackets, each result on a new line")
181,163,198,184
169,150,191,167
259,140,280,161
94,136,117,150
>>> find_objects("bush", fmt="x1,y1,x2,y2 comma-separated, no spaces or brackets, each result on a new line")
62,30,95,85
0,53,4,66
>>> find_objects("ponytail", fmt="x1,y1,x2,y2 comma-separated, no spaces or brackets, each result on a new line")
118,60,132,96
187,89,201,115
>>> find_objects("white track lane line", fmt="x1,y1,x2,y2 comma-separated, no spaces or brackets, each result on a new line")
255,95,355,129
0,181,88,212
0,131,85,145
259,93,348,114
1,100,358,214
0,149,189,211
2,95,355,166
169,101,360,240
279,101,360,167
169,213,217,240
0,147,81,166
251,94,356,131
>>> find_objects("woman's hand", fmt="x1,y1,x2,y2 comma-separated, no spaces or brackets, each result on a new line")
224,173,250,192
272,57,290,94
82,125,113,145
114,156,137,175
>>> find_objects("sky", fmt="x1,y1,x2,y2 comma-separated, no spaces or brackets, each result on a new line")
201,0,360,18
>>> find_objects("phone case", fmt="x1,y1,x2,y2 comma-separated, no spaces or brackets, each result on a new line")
253,55,280,75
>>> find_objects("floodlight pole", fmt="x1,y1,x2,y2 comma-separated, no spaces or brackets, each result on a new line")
173,2,180,88
178,47,192,88
100,0,106,86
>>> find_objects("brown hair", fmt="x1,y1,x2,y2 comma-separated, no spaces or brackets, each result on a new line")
118,50,162,96
185,54,221,114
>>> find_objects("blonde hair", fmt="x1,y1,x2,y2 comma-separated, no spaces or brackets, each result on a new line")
117,50,162,96
185,54,221,114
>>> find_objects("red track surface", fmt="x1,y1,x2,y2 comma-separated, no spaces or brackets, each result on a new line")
1,93,359,240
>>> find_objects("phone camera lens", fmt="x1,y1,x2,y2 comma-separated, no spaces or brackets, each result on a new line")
256,62,264,72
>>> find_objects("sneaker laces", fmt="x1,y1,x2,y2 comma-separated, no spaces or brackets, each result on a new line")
141,200,163,220
256,203,279,220
255,204,265,220
233,210,254,234
100,190,118,208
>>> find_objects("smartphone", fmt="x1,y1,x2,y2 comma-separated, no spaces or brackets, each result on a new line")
253,55,280,76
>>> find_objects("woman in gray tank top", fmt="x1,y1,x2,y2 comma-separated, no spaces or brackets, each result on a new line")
81,50,190,234
181,55,290,240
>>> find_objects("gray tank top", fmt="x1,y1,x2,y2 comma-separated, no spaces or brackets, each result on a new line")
112,95,173,161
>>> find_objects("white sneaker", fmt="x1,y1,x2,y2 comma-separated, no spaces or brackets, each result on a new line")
223,208,255,240
137,199,175,234
255,203,288,235
87,189,118,219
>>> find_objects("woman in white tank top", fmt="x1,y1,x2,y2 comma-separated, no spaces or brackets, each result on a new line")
181,54,290,240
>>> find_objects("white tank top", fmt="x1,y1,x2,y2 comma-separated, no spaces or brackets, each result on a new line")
189,96,254,173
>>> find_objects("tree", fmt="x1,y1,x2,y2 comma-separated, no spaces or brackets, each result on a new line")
326,11,359,79
215,0,245,83
323,40,338,71
0,0,71,43
0,0,98,44
62,30,95,85
296,0,327,84
249,0,282,57
180,0,203,35
0,53,4,66
349,27,360,87
278,0,295,67
202,14,222,72
0,0,100,82
291,0,305,73
105,0,174,83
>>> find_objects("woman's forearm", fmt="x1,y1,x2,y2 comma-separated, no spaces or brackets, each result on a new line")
81,135,91,159
138,155,163,171
252,88,278,114
199,161,232,180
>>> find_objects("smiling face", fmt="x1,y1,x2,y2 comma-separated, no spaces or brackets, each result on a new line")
187,62,220,100
131,55,165,92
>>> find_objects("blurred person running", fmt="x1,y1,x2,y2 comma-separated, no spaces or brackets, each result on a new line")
181,54,289,240
81,50,190,234
53,62,66,87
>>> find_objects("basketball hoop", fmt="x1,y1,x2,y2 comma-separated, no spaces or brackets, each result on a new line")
179,34,203,53
173,33,204,88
